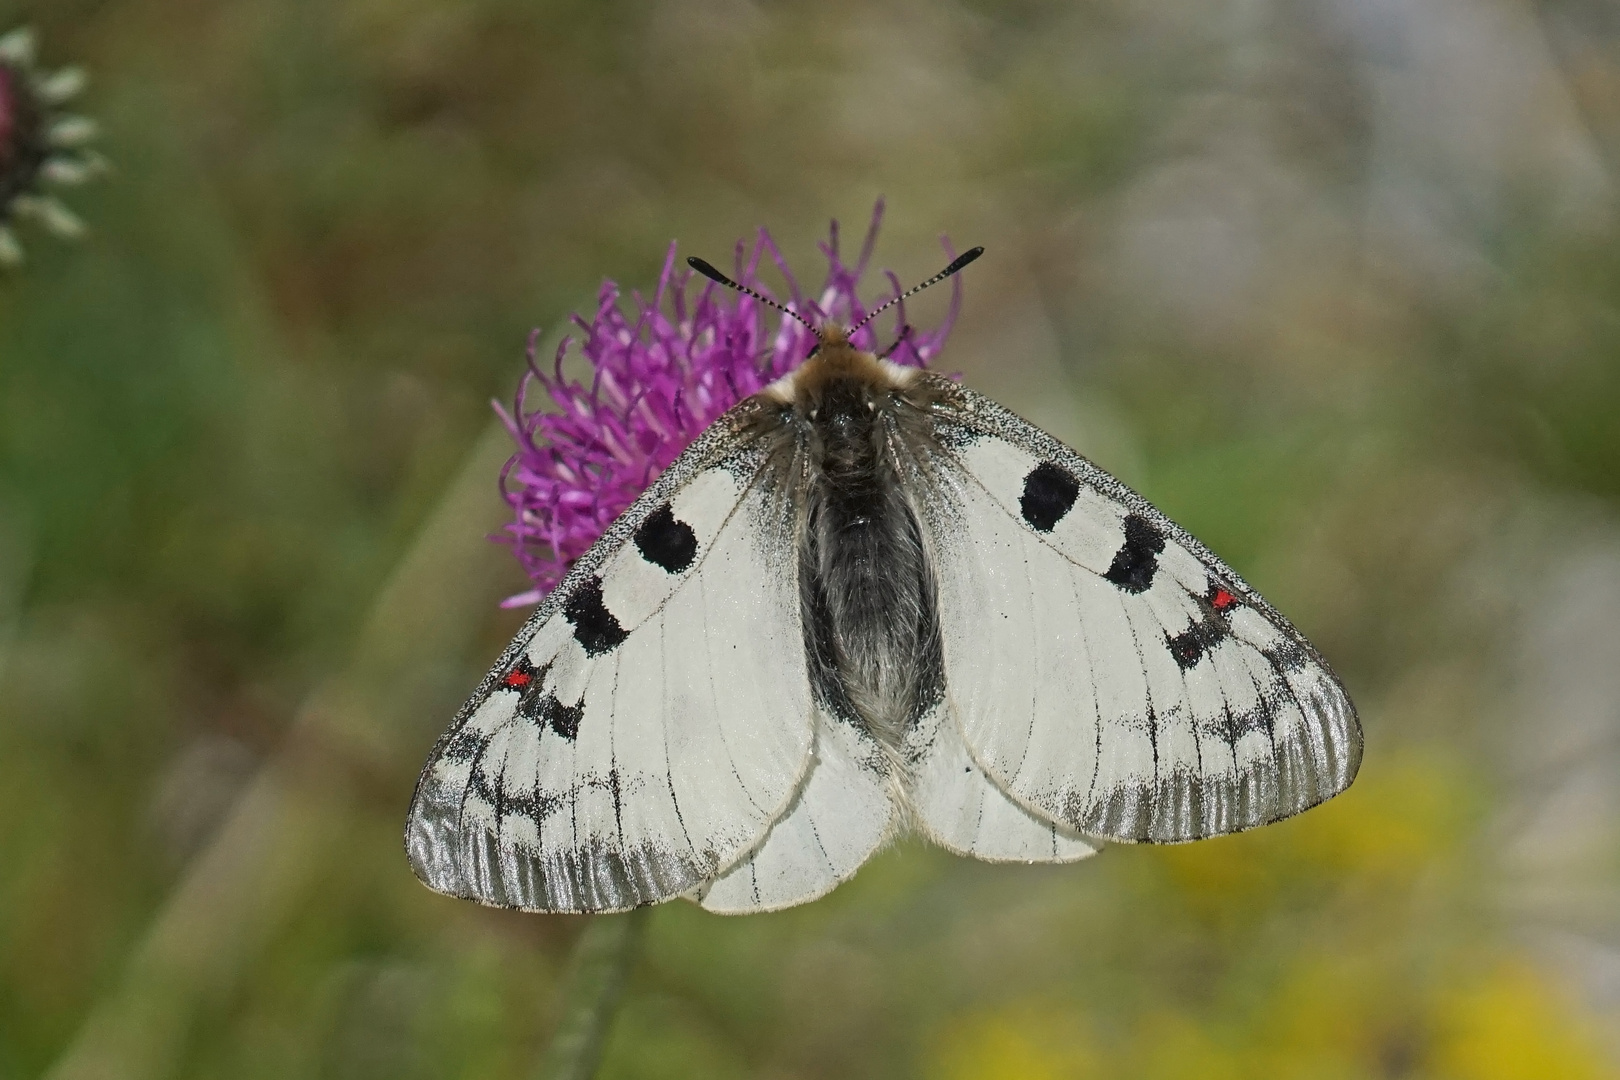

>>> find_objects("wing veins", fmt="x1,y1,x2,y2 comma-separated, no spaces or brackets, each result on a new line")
1071,566,1105,815
657,616,698,862
491,733,514,855
1232,645,1282,820
803,790,838,876
1119,598,1160,797
699,560,769,818
608,654,623,854
1008,526,1040,785
1181,655,1206,794
456,722,501,832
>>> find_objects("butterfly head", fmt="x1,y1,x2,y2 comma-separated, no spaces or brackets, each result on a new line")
792,324,892,401
809,321,854,357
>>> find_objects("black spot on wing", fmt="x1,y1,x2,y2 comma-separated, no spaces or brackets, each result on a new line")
634,504,698,574
1167,615,1228,671
512,666,585,742
1104,514,1165,593
1167,631,1200,671
502,787,564,825
1020,462,1080,532
563,576,628,656
1167,588,1242,670
1223,697,1274,742
541,693,584,741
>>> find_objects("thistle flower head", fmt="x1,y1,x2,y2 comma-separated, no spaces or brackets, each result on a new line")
0,27,106,268
496,201,965,606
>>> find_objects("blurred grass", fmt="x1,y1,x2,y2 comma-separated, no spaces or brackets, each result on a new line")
2,0,1619,1078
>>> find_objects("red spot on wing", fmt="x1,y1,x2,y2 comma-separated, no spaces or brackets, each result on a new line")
1211,588,1237,611
504,671,533,688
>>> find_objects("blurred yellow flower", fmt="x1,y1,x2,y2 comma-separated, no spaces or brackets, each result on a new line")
932,1004,1101,1080
1431,964,1620,1080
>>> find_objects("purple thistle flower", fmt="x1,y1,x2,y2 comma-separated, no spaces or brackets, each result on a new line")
494,201,965,607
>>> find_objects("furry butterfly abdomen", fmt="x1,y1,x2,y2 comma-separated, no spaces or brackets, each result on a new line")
406,327,1361,914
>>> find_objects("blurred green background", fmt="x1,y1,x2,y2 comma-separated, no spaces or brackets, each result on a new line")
3,1,1620,1077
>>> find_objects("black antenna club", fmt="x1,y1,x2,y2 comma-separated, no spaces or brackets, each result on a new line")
687,256,818,335
851,246,984,336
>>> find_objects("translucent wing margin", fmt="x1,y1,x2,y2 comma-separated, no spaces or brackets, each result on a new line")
922,384,1361,843
406,414,815,912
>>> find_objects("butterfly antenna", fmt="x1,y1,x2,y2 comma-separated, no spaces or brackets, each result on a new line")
850,246,984,336
687,256,818,335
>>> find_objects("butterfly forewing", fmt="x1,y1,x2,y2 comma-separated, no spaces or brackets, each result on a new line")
406,420,817,912
922,385,1361,843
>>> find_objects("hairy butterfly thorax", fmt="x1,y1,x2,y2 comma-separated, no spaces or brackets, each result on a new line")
752,328,952,764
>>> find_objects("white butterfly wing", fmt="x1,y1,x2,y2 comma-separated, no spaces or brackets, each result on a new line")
406,427,815,912
694,711,895,913
923,388,1361,843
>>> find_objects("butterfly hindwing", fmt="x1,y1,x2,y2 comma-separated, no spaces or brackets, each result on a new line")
922,387,1361,843
694,708,896,913
908,700,1100,862
406,423,816,912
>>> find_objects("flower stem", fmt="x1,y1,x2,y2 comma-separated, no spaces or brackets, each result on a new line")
532,908,650,1080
